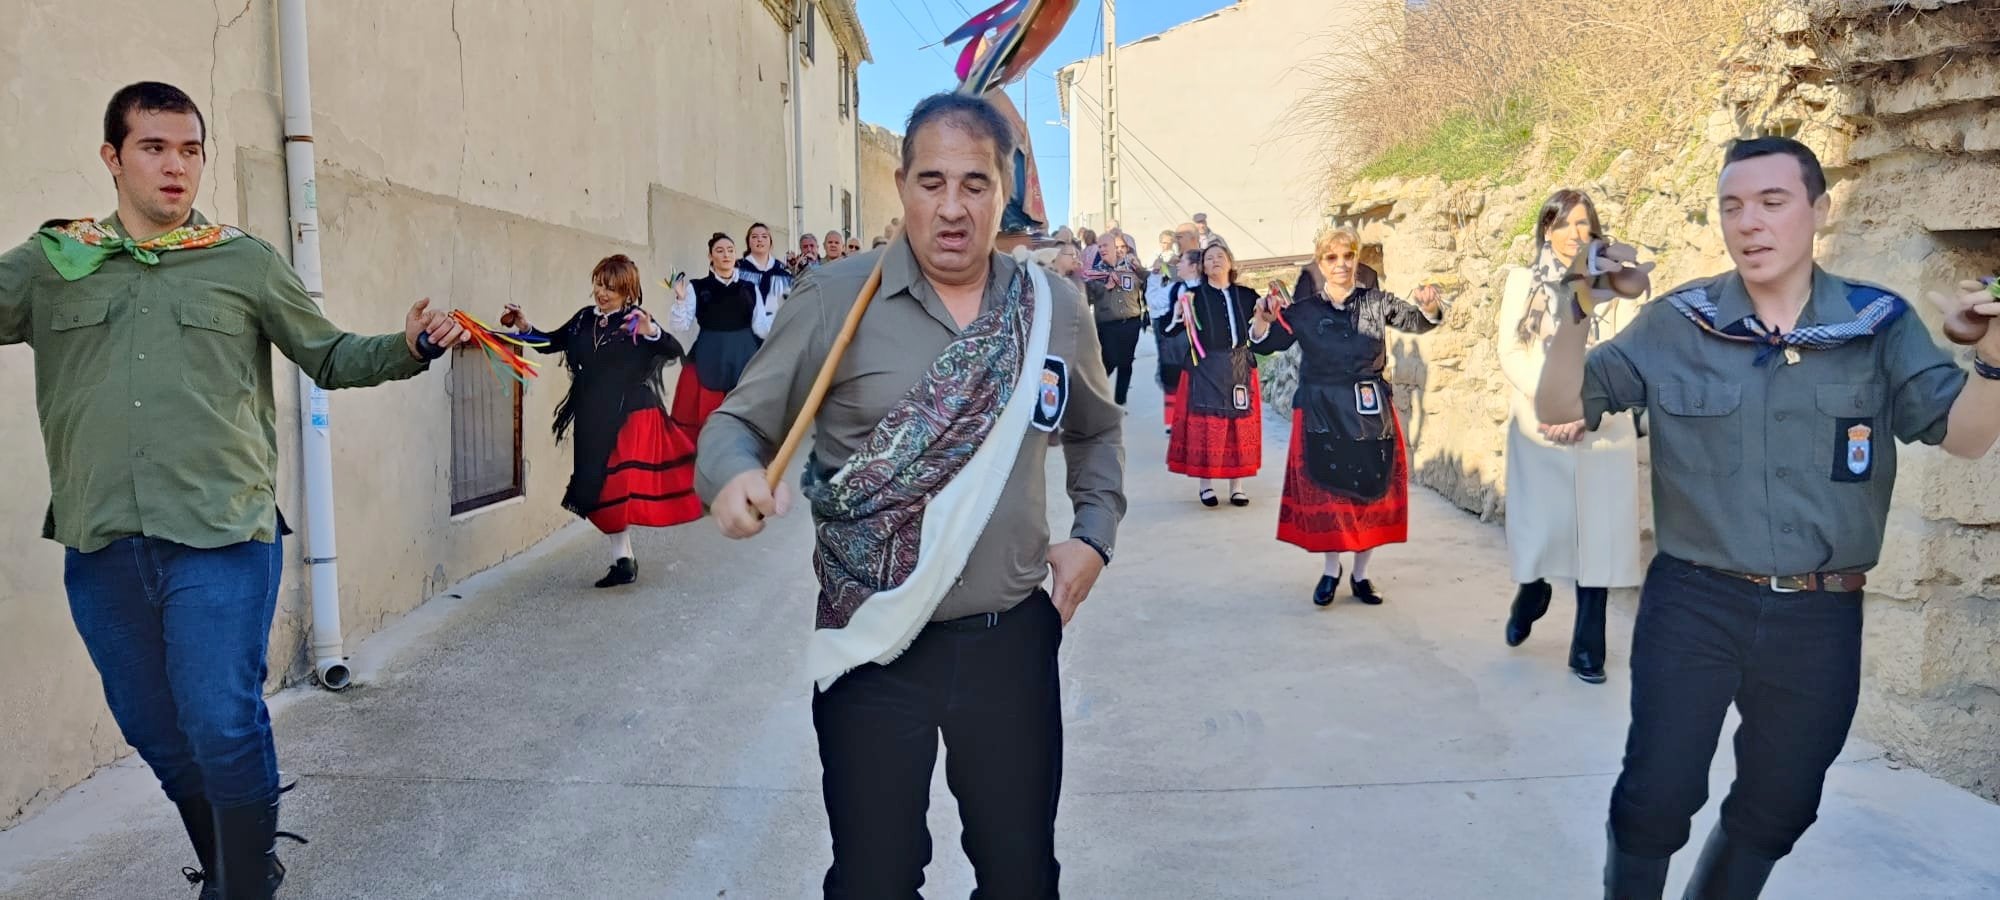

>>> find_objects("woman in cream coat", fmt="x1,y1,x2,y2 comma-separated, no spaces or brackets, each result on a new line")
1497,189,1649,684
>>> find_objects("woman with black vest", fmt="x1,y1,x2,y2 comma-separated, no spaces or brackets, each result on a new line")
669,232,762,437
1259,228,1448,607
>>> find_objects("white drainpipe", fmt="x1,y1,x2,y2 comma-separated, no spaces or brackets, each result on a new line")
791,3,808,241
277,0,351,691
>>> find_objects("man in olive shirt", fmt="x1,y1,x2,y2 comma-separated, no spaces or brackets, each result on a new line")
1537,138,2000,898
0,83,467,899
698,94,1125,896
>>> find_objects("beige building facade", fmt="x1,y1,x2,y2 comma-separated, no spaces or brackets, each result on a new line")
0,0,867,827
1056,0,1382,258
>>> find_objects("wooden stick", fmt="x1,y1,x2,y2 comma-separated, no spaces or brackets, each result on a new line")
764,235,894,491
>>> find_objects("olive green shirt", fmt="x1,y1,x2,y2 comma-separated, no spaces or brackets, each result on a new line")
0,212,428,553
695,237,1127,621
1582,267,1967,576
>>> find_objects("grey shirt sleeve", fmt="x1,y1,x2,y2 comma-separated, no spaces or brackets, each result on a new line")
1050,277,1128,550
694,275,833,503
1879,308,1968,446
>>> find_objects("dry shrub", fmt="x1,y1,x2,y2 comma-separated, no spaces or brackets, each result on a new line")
1294,0,1772,194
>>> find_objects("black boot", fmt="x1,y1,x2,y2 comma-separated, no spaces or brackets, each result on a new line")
213,799,306,900
594,557,638,588
1350,577,1385,605
1505,580,1553,647
175,798,220,900
1681,826,1777,899
1604,825,1671,900
1572,587,1609,684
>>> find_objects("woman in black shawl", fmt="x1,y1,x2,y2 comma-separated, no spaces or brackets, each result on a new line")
502,255,701,587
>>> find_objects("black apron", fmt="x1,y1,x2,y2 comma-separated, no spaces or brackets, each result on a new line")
1299,378,1396,501
1184,285,1256,418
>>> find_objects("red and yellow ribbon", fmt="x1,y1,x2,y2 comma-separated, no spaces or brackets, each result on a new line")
452,310,547,384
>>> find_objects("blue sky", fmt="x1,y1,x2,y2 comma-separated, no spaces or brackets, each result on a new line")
855,0,1235,230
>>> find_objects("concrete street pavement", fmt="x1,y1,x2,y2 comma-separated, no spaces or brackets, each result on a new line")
4,344,1999,899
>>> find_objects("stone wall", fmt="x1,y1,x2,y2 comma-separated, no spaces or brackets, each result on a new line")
1266,0,2000,798
858,123,903,245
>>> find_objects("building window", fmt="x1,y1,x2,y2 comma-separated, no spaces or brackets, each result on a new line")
842,190,854,237
449,347,524,515
801,0,817,64
839,52,852,119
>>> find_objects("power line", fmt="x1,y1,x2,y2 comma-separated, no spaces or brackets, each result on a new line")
881,0,955,65
1066,85,1263,249
1069,95,1191,229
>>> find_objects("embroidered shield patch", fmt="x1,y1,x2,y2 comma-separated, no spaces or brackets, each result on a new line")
1355,380,1384,416
1832,418,1874,483
1032,355,1069,432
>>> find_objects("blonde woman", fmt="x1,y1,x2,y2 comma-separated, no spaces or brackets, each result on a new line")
1261,228,1447,606
1496,189,1649,683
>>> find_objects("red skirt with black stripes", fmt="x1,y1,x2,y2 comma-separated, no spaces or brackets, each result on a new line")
1276,409,1409,553
586,408,703,534
1167,370,1263,479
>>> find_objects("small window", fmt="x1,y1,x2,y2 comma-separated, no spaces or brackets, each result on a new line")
838,54,852,119
802,1,817,64
449,348,524,515
842,190,854,236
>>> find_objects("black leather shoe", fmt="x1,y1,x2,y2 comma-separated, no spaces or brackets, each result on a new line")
1229,491,1250,507
595,557,638,589
1505,580,1553,647
1681,825,1777,899
1199,489,1219,508
1572,587,1609,684
1350,578,1384,605
1312,574,1340,607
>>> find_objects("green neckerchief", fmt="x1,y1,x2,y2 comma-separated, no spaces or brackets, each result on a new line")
35,212,245,281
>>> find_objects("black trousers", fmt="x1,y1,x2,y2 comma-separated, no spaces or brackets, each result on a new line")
1609,555,1863,861
1096,317,1144,406
814,593,1064,899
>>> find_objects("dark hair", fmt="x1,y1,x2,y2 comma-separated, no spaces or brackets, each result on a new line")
1533,189,1603,248
1519,189,1606,343
745,222,771,244
1724,137,1827,202
707,232,734,251
104,82,206,154
1179,249,1203,269
1201,243,1238,285
900,92,1017,200
592,255,643,307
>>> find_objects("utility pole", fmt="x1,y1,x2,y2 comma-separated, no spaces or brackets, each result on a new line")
1102,0,1121,228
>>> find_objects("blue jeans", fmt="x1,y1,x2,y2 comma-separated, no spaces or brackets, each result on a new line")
65,537,284,810
1609,554,1863,860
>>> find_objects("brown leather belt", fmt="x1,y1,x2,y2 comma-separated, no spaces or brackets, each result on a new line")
1714,569,1868,593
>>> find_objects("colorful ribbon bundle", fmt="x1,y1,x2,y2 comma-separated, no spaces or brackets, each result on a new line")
452,310,548,384
1181,294,1207,366
1264,280,1295,334
945,0,1079,94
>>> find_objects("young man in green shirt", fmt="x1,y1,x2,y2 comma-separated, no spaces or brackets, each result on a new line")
0,82,468,899
1537,137,2000,898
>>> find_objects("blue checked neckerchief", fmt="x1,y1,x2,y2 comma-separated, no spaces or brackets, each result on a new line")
1662,279,1909,367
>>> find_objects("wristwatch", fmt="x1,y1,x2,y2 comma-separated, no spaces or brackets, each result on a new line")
1076,535,1113,566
